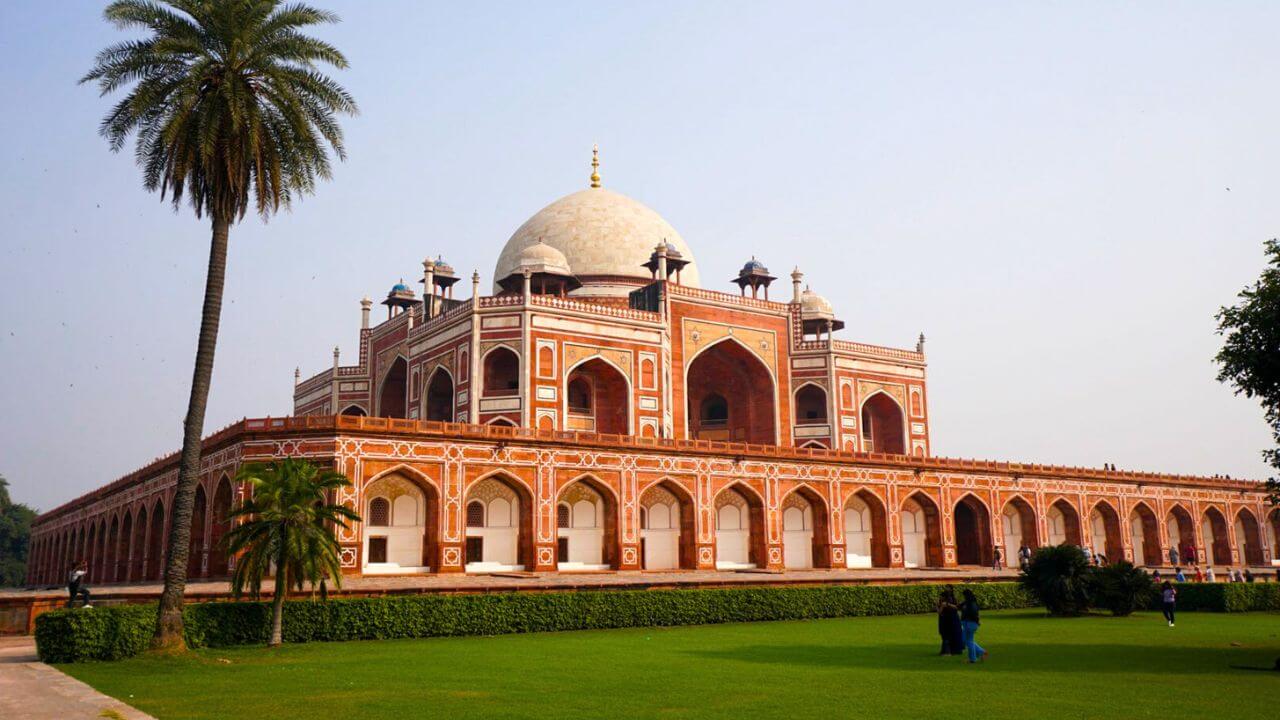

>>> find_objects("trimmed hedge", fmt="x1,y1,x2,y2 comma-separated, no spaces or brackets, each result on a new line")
36,582,1031,663
1150,582,1280,613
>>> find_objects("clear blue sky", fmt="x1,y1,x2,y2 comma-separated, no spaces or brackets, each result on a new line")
1,1,1277,512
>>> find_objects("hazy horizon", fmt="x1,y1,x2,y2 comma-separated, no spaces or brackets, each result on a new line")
1,1,1276,512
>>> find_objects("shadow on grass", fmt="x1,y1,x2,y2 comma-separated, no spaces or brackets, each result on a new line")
685,642,1276,675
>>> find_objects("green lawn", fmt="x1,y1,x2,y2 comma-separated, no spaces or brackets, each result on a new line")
61,610,1278,719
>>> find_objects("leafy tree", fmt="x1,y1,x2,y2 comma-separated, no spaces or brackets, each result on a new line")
1089,561,1154,616
224,458,359,647
0,476,38,587
1018,544,1094,616
1215,238,1280,505
81,0,356,650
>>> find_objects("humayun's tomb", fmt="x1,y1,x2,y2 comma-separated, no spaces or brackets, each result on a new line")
24,149,1280,587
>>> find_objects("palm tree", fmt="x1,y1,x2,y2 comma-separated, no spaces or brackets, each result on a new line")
225,458,359,647
81,1,356,650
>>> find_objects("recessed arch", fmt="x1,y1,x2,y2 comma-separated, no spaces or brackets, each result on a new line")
638,478,696,570
954,492,993,566
900,491,943,568
843,487,890,568
340,404,367,417
780,484,831,569
1128,501,1161,566
464,471,535,571
361,467,440,573
188,484,208,578
557,473,620,569
563,355,632,435
1268,508,1280,564
1165,504,1197,562
1046,498,1082,546
1202,506,1231,566
487,416,518,427
376,355,409,418
1000,495,1039,564
714,482,767,568
685,337,777,445
146,498,165,581
207,475,233,577
793,382,828,425
1233,508,1264,566
423,366,455,422
130,505,147,582
1087,500,1123,562
860,391,906,454
481,345,520,398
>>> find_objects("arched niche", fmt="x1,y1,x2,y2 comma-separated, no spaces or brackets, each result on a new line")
362,471,438,573
377,356,409,418
686,340,776,445
464,474,534,571
860,393,905,454
639,481,695,570
844,489,889,568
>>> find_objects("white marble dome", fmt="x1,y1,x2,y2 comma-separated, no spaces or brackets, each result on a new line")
799,288,836,319
494,187,700,295
511,239,573,278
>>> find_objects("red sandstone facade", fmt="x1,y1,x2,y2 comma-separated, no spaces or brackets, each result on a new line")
26,161,1278,584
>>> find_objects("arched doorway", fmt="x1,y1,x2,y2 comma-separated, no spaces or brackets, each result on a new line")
464,475,533,571
208,477,233,577
482,346,520,397
362,473,437,573
639,481,694,570
1129,503,1161,566
565,358,630,435
860,393,906,454
781,487,829,569
954,494,993,566
794,384,828,425
556,478,617,570
714,485,765,569
105,517,119,584
1088,501,1123,563
1166,505,1197,563
188,485,207,578
1202,507,1231,566
844,490,890,568
377,356,408,418
423,368,454,422
900,493,942,568
1233,509,1264,566
146,500,165,581
1047,499,1082,546
686,340,776,445
130,507,146,582
1001,497,1038,564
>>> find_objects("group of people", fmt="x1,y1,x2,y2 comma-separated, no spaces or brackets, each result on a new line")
1152,566,1265,584
936,587,987,663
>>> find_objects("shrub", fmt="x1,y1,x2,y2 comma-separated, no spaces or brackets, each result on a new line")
36,582,1033,663
1090,561,1153,616
1018,544,1094,616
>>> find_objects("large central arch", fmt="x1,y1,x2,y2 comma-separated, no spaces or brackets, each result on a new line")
686,339,777,445
954,494,993,566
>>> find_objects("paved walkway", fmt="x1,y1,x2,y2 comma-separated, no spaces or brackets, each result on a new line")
0,636,153,720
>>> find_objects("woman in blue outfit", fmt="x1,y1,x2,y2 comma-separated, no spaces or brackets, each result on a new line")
959,588,986,663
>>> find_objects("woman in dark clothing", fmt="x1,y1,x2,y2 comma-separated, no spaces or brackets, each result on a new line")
936,587,963,655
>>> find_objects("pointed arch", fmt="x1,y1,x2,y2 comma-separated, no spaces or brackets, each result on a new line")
780,484,831,569
376,355,409,418
954,492,993,566
423,366,455,422
188,484,208,578
1165,503,1197,562
464,471,535,570
1000,495,1038,565
713,482,767,568
843,487,890,568
340,404,367,417
1087,499,1123,562
793,382,828,425
361,464,441,572
563,355,632,435
1268,508,1280,564
1233,508,1264,566
208,475,233,577
1202,506,1231,565
638,478,696,570
129,505,146,582
860,391,906,454
556,473,620,568
1128,501,1161,566
481,344,520,398
146,498,166,581
685,337,777,445
900,491,943,568
1046,498,1082,546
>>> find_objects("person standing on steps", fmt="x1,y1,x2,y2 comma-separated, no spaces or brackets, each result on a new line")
66,560,92,609
1018,543,1032,569
992,546,1002,571
959,588,987,663
1168,545,1179,566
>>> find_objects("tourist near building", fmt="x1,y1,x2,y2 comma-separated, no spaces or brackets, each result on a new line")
26,149,1279,584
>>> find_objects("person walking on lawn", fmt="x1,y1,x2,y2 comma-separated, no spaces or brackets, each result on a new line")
959,588,987,663
1160,581,1176,627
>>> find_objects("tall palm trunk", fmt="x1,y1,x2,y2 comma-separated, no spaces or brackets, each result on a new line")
153,213,231,651
270,536,287,647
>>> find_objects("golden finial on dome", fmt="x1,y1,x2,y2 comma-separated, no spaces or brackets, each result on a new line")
589,144,601,188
